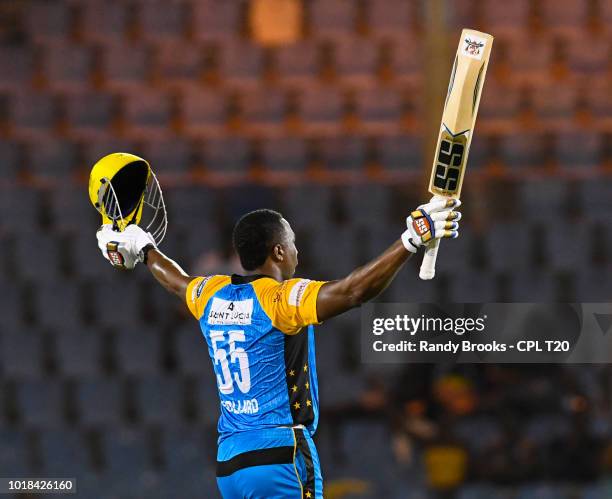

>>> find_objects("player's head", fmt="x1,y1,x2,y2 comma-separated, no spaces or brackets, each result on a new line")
232,209,298,280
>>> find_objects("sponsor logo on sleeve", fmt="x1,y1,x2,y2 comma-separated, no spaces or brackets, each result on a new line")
191,276,211,303
288,279,312,306
208,297,253,325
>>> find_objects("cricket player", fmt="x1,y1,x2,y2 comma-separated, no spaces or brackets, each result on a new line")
96,199,461,498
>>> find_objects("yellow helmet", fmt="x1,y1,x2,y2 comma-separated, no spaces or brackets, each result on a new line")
88,152,167,244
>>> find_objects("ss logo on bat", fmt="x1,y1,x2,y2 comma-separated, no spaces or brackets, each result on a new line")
433,138,464,192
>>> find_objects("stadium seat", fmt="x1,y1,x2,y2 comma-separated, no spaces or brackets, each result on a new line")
447,0,478,31
158,429,218,497
566,35,610,78
195,375,222,426
42,43,94,91
387,36,422,83
485,223,531,271
175,324,214,376
553,131,603,170
100,428,156,495
506,37,554,85
499,132,547,169
354,85,403,132
55,329,102,377
578,179,612,222
63,92,116,138
0,429,31,475
10,92,59,138
136,0,188,42
375,133,423,170
92,277,142,328
217,40,266,88
340,422,396,484
239,87,288,133
180,87,229,137
281,184,333,231
539,0,590,36
139,137,194,174
260,135,308,172
135,376,184,425
0,279,23,333
71,231,118,280
318,134,367,171
121,89,173,139
0,46,34,91
101,43,152,90
273,40,321,86
81,137,139,172
16,380,65,428
297,85,345,132
0,187,41,233
508,269,556,301
366,0,413,40
115,330,162,376
192,0,242,42
332,38,380,84
25,1,72,44
49,186,101,232
153,42,204,90
0,139,22,181
530,84,577,125
26,138,78,180
14,233,64,281
518,180,569,222
39,429,92,474
448,269,499,302
33,281,84,332
164,187,216,239
308,0,357,40
0,330,44,380
574,266,612,303
586,81,612,127
201,136,252,174
481,0,530,38
76,378,124,427
544,221,590,270
478,83,522,129
79,0,129,44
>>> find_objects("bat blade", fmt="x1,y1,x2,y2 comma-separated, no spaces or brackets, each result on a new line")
419,29,493,280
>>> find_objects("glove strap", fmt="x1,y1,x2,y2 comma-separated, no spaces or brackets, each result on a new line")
141,244,156,265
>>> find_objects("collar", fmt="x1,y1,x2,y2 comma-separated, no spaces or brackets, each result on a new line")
231,274,270,285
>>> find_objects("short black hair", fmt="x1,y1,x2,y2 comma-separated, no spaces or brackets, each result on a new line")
232,209,285,271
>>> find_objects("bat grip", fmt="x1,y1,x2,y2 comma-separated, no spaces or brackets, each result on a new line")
419,238,440,280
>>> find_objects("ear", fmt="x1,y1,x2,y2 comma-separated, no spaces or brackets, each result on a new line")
272,243,284,262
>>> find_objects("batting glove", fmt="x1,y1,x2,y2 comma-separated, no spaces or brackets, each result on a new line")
401,198,461,253
96,224,156,270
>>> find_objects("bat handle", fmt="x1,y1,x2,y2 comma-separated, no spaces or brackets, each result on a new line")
419,238,440,280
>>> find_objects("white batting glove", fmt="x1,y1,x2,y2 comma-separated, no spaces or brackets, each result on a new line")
401,198,461,253
96,224,156,270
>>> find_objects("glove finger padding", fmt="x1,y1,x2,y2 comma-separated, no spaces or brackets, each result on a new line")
430,210,462,222
418,198,461,214
433,220,459,239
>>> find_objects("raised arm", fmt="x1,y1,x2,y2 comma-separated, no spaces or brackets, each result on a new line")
145,248,193,298
96,224,193,298
315,198,461,322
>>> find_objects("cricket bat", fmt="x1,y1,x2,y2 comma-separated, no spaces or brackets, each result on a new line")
419,29,493,280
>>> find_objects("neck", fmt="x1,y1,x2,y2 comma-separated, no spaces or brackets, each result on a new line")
248,262,283,282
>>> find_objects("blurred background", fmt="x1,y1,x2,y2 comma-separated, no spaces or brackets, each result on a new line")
1,0,612,497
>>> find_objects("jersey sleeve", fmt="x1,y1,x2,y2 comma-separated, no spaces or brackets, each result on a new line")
185,275,230,320
253,278,327,335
